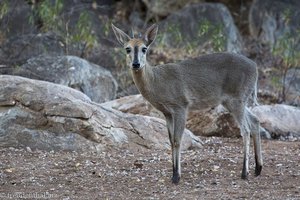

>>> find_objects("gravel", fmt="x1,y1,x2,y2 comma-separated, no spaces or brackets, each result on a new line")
0,137,299,199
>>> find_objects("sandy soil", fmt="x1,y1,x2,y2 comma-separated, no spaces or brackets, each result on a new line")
0,137,299,200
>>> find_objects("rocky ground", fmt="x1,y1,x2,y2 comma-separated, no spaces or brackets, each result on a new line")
0,137,299,200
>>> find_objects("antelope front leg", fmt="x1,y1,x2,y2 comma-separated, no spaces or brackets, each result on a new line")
165,114,176,180
166,108,187,184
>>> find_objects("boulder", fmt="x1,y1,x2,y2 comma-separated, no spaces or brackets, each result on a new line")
252,104,300,140
285,68,300,106
0,33,65,66
186,107,240,138
258,68,300,106
154,3,242,56
142,0,198,18
102,95,163,118
102,95,241,138
0,75,202,152
0,31,130,100
0,1,37,38
0,0,116,66
0,1,141,98
1,55,118,103
249,0,300,48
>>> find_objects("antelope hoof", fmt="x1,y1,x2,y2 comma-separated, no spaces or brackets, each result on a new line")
255,165,262,176
241,173,248,180
172,173,180,184
241,170,249,180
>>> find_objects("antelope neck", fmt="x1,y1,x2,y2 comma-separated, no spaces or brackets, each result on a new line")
131,62,154,98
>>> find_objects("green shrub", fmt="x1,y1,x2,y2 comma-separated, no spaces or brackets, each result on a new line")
0,0,9,42
156,19,226,56
271,9,300,102
29,0,97,57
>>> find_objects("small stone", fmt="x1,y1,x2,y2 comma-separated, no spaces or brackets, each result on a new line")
5,168,15,173
75,163,81,167
8,147,15,151
211,180,218,185
133,160,143,169
212,165,220,171
26,146,32,152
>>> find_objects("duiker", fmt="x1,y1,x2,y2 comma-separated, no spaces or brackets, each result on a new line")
112,24,263,184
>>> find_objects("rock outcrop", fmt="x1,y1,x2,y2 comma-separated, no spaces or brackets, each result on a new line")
1,56,118,103
156,3,242,55
102,95,241,138
252,104,300,140
105,95,300,140
249,0,300,48
0,75,202,152
0,33,65,65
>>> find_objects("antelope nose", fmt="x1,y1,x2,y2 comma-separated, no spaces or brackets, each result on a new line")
132,62,140,69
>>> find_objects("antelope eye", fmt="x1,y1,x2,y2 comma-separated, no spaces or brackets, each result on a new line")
142,47,147,54
125,47,131,54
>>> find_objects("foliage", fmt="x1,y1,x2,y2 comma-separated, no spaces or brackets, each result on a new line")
111,48,133,93
197,19,226,52
0,0,8,20
69,11,98,57
272,32,300,70
0,0,9,43
155,23,182,50
167,24,183,44
102,17,112,37
155,19,226,58
30,0,64,32
271,9,300,102
29,0,97,57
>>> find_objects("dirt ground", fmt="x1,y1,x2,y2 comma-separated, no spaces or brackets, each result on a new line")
0,137,299,200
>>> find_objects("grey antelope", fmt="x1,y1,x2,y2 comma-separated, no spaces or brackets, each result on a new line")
111,23,263,184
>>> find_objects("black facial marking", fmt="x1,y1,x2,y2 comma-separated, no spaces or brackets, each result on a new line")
133,46,139,63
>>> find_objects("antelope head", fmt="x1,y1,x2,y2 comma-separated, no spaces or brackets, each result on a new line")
112,24,158,71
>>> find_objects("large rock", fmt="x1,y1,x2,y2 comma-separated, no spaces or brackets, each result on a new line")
0,1,37,38
0,33,65,66
102,95,241,138
285,68,300,106
249,0,300,48
154,3,242,56
0,0,115,64
252,104,300,140
0,75,202,152
102,95,163,118
1,56,118,103
0,1,135,98
142,0,198,18
257,67,300,106
187,107,240,138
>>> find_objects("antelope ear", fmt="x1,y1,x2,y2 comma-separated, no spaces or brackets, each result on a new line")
111,24,131,46
143,24,158,46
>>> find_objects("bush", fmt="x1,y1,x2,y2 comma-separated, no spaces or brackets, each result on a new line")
29,0,98,57
271,9,300,102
